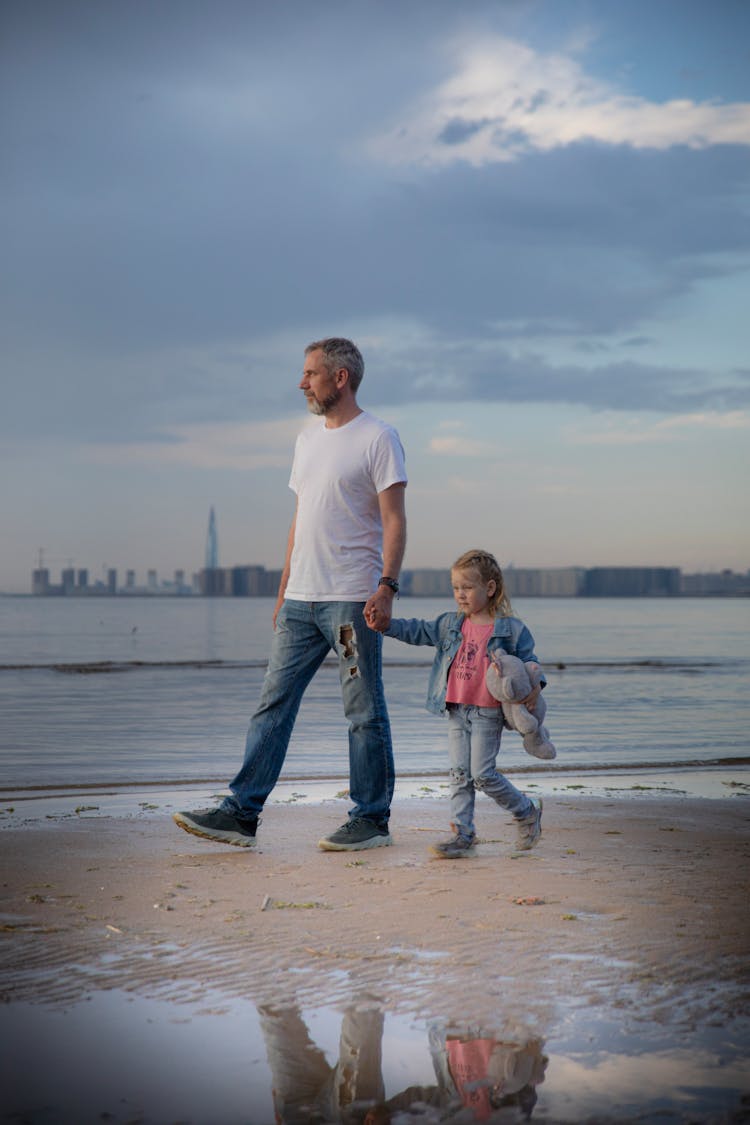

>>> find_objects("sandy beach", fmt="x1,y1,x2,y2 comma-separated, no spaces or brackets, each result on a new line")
2,774,749,1123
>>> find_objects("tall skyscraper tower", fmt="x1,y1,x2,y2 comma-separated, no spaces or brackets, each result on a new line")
205,506,219,570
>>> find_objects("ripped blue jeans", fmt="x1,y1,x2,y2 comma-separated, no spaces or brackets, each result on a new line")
446,704,533,840
222,600,394,824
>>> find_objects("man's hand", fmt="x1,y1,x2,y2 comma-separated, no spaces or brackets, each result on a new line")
364,586,395,632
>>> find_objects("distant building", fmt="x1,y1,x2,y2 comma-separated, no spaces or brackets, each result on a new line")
680,569,750,597
77,569,88,590
125,570,136,590
199,567,231,596
206,507,219,570
401,565,683,598
32,568,50,595
583,567,681,597
107,569,117,595
404,565,586,598
505,567,585,598
231,565,278,596
61,568,75,595
230,565,265,596
403,569,452,597
195,565,283,596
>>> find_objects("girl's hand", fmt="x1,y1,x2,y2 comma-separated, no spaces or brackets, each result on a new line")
364,605,381,631
520,683,541,712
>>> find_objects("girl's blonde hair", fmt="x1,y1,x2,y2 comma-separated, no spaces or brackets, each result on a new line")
451,548,514,617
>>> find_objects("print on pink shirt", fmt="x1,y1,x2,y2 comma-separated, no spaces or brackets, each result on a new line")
454,638,480,682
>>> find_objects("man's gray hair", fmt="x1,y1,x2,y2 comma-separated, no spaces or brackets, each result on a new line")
306,337,364,393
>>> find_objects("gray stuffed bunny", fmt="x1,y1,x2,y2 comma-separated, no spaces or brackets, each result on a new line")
485,653,556,760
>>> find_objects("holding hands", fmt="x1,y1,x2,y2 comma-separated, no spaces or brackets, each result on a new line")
365,586,395,633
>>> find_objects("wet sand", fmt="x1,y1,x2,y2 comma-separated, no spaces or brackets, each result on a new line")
2,776,750,1122
2,780,748,1020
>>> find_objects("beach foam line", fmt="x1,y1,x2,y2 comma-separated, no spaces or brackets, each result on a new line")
1,657,743,673
1,763,748,819
0,659,268,673
1,756,748,796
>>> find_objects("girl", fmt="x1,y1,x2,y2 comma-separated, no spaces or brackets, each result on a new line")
382,549,545,859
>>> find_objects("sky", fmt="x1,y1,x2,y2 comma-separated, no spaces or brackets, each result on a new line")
2,0,750,593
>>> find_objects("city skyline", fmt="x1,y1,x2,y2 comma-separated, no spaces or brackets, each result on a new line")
25,552,749,600
2,1,749,595
17,499,749,598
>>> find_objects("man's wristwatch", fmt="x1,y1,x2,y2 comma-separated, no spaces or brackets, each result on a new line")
378,576,400,594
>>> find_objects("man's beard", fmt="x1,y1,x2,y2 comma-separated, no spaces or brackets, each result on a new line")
306,385,343,415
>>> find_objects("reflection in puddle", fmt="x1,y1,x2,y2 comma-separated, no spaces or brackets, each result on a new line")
2,990,748,1123
260,1006,546,1123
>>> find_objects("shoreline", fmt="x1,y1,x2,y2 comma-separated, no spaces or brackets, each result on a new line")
4,754,750,785
2,761,748,816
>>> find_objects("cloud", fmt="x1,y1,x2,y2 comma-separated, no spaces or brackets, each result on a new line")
82,417,308,470
371,35,750,166
428,434,498,457
369,334,750,416
566,409,750,445
3,4,749,451
657,409,750,431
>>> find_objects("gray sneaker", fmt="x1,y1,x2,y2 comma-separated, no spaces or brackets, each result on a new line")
318,817,392,852
173,807,258,847
515,798,543,851
430,832,476,860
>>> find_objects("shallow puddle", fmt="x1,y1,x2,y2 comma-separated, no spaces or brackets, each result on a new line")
2,988,748,1123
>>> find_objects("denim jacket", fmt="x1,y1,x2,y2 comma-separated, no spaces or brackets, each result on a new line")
385,612,544,715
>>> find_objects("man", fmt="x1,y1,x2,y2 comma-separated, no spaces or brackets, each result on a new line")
174,337,407,851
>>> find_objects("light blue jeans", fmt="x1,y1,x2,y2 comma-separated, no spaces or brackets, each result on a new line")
446,704,533,840
222,600,394,824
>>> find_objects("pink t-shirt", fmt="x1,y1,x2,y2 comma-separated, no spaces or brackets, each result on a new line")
446,620,500,708
446,1035,496,1120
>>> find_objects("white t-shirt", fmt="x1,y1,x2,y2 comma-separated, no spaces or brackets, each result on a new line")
284,411,407,601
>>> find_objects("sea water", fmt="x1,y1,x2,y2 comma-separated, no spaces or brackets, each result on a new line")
0,595,748,788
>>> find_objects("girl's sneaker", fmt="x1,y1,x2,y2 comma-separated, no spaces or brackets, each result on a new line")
515,798,543,851
430,831,476,859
